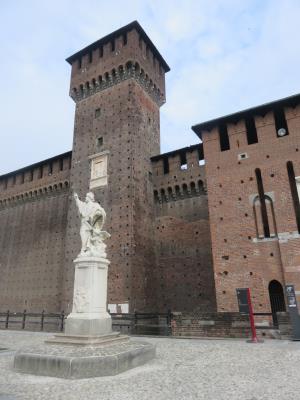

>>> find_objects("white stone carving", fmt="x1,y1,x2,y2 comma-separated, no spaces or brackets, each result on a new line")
73,288,90,313
73,192,110,258
65,193,112,336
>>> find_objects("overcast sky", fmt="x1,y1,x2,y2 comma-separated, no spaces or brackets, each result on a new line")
1,0,299,174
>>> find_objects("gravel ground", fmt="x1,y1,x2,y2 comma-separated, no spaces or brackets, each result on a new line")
0,330,300,400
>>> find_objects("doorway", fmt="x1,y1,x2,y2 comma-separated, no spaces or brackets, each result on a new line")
268,280,286,326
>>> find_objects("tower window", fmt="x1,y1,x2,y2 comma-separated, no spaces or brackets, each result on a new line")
99,46,103,58
163,158,169,174
287,161,300,233
111,40,115,52
97,137,103,148
122,33,127,46
88,52,92,63
95,108,101,118
245,116,258,144
218,123,230,151
59,158,64,171
274,108,289,137
180,152,187,170
78,58,82,69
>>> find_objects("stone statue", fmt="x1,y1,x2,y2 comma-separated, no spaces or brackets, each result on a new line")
73,192,110,257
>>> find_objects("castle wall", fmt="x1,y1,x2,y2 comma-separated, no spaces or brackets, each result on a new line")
0,153,71,312
201,103,300,312
150,145,217,312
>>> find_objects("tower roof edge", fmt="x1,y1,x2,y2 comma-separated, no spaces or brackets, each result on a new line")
66,20,170,72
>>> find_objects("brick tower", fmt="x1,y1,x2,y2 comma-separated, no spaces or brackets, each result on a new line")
61,22,170,313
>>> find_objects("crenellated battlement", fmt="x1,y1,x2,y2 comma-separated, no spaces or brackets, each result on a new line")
0,151,72,200
67,21,169,106
70,61,164,106
151,144,207,203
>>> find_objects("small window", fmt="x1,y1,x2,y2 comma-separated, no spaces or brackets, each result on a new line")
218,123,230,151
139,36,143,49
274,108,289,137
111,40,115,52
245,116,258,144
122,33,127,46
97,137,103,148
78,58,82,69
88,52,92,63
48,162,53,176
99,46,103,58
95,108,101,118
180,152,187,170
163,158,169,174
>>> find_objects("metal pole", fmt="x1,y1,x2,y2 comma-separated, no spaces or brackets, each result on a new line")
247,288,259,343
22,309,26,330
41,310,45,331
5,310,9,329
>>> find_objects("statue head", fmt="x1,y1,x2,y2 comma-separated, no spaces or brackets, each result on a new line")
85,192,95,203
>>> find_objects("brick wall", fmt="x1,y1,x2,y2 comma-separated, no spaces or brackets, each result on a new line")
199,101,300,313
149,145,217,312
171,312,251,338
0,153,71,312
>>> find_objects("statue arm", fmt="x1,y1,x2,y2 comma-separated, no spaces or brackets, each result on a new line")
73,192,83,214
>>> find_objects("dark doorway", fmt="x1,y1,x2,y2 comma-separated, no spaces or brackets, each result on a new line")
268,280,286,326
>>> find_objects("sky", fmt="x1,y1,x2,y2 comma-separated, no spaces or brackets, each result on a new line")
0,0,300,174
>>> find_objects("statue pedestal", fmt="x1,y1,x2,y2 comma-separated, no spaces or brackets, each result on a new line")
64,256,112,336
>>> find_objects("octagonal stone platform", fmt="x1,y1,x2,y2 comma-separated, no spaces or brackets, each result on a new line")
14,340,155,379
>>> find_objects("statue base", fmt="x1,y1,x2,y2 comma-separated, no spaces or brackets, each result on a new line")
14,339,156,379
64,255,112,336
45,331,129,346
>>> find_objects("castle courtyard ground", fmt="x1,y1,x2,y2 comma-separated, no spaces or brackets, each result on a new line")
0,330,299,400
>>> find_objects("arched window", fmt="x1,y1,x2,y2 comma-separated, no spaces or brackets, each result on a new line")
190,182,196,195
154,190,159,204
167,187,173,200
253,194,277,239
198,180,204,192
268,280,286,326
175,185,180,198
182,183,188,196
160,188,167,202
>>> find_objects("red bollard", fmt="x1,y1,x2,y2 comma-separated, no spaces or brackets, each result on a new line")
246,288,263,343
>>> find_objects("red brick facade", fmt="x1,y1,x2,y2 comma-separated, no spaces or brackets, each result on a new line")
193,96,300,314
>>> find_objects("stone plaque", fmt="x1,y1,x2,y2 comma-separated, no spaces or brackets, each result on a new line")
89,151,109,189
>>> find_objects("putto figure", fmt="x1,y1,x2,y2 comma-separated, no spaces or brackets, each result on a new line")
73,192,110,257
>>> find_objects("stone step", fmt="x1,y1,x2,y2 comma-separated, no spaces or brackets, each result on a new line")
45,333,129,346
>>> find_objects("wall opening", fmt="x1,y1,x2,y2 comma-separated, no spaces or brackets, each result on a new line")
255,168,270,238
245,116,258,145
268,280,286,326
180,152,187,170
287,161,300,233
218,123,230,151
274,108,289,137
163,158,169,174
